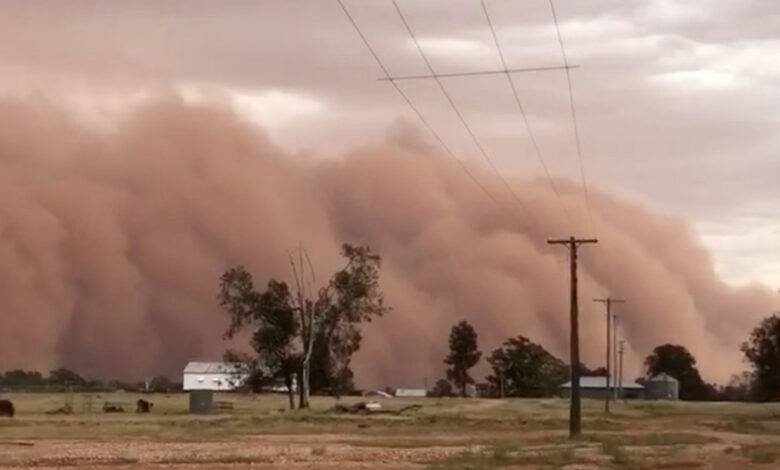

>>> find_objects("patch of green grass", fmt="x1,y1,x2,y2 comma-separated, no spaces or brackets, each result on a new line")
23,456,140,467
631,402,678,415
601,439,631,467
587,433,715,469
155,455,273,465
311,446,327,456
427,444,581,469
583,432,717,447
427,447,512,469
741,444,779,464
346,437,472,448
634,433,718,446
708,417,780,436
587,417,628,431
536,447,577,468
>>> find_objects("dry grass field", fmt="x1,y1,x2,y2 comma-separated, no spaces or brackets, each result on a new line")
1,393,780,468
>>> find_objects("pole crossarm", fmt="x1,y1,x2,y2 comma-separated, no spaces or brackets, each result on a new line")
547,237,597,246
378,64,580,81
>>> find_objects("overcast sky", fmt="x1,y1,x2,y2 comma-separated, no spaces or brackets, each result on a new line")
2,0,779,287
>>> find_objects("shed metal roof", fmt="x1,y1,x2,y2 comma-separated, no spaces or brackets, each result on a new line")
648,373,679,383
560,376,644,389
184,362,248,374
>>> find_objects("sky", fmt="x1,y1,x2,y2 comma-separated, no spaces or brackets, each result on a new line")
3,0,777,285
0,0,779,383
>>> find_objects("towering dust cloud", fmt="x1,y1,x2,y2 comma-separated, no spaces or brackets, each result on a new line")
0,96,773,385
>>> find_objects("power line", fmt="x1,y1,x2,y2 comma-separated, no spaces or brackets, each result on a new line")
548,0,594,231
336,0,507,211
377,64,579,81
390,0,533,220
479,0,573,226
549,0,618,294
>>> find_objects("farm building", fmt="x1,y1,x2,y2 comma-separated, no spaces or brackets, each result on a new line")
394,388,427,397
183,362,249,414
560,376,645,399
645,373,680,400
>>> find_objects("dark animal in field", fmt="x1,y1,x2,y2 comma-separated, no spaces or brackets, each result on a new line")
0,399,15,417
136,399,153,413
102,402,124,413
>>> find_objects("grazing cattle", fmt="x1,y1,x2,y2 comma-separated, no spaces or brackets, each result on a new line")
136,399,153,413
0,399,14,417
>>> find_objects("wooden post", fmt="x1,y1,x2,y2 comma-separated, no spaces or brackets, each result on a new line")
549,237,597,438
593,298,625,413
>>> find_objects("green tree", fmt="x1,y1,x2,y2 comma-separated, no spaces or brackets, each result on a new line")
429,378,454,397
445,321,482,397
48,368,86,388
1,370,46,389
741,314,780,401
309,334,355,396
486,336,567,397
644,344,713,400
148,375,178,393
720,371,755,402
218,243,388,408
219,272,300,409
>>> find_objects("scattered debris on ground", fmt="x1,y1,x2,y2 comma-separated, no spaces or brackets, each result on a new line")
102,402,125,413
332,402,422,416
45,404,73,415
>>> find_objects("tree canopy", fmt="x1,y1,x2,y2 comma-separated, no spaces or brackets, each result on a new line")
741,314,780,402
218,243,388,408
486,336,567,398
429,378,455,398
444,321,482,397
644,344,714,400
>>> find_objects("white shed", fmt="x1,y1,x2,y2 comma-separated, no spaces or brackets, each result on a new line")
183,362,249,391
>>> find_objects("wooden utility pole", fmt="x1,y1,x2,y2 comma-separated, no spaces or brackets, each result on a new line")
612,314,618,400
618,340,625,400
593,297,625,413
548,236,597,438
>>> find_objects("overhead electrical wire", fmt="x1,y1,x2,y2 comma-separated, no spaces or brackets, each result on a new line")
548,0,595,233
389,0,533,220
548,0,617,292
479,0,573,227
336,0,509,213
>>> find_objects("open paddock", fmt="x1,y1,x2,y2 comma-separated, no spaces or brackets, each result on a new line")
0,393,778,468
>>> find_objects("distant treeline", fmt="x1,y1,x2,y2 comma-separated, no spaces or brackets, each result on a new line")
430,320,770,402
0,369,182,393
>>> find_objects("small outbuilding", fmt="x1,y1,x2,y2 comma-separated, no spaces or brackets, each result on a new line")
560,376,645,399
394,388,427,398
183,362,249,414
645,373,680,400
